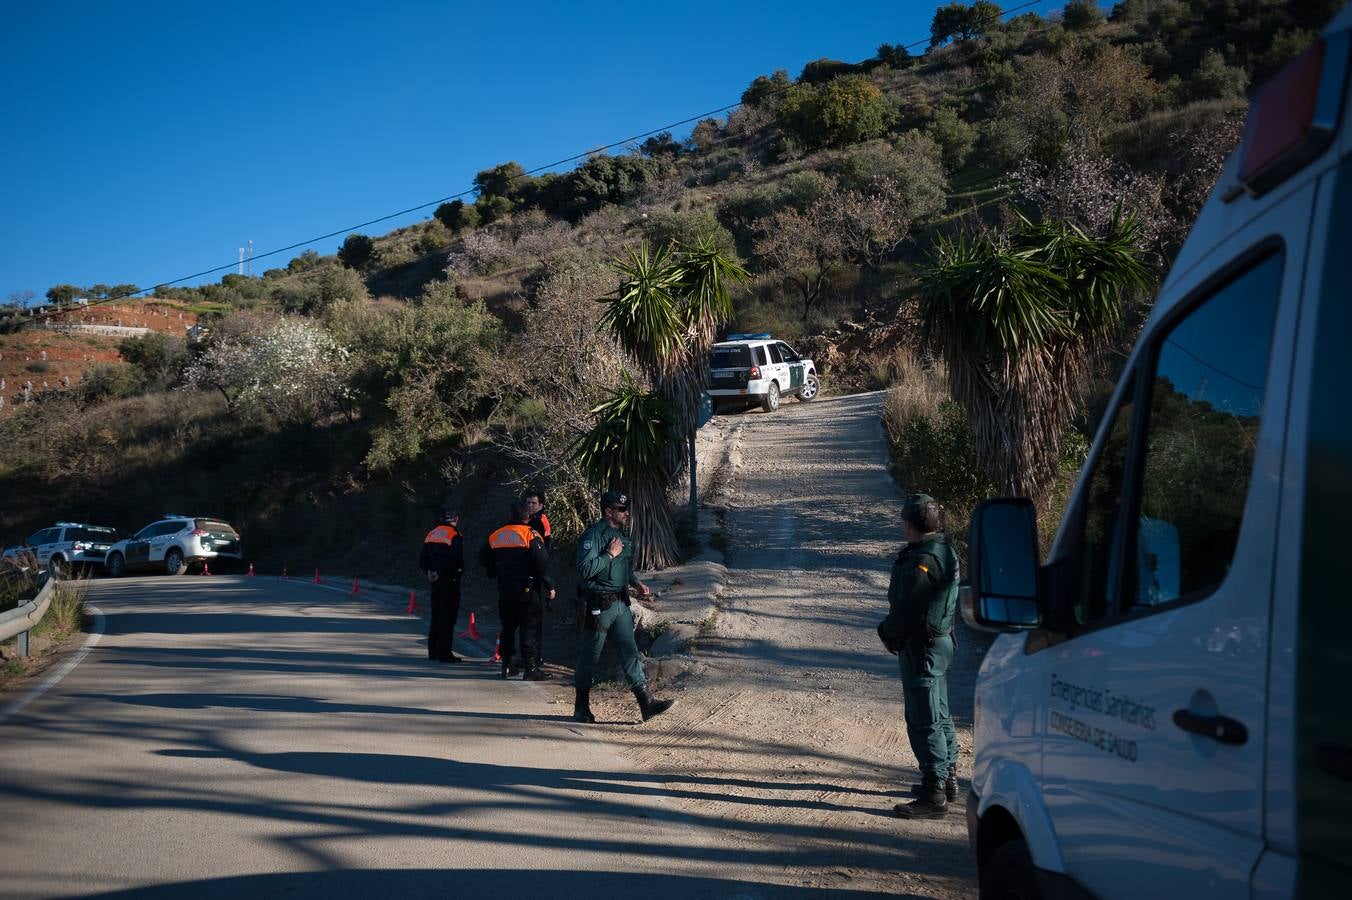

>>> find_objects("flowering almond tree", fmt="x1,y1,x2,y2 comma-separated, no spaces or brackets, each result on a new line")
182,316,352,424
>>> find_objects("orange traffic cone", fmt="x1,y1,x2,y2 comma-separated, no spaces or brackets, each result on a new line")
406,591,416,614
457,612,482,640
201,562,211,576
490,637,501,662
350,576,361,594
313,568,321,584
246,563,255,577
282,566,289,579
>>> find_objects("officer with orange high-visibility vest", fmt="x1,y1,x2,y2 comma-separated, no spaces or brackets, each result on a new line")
480,500,555,680
419,503,464,664
524,488,551,549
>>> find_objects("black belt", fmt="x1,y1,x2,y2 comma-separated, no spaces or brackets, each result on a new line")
584,589,626,609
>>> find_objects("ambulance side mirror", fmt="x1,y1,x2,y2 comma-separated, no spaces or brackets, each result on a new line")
962,498,1043,632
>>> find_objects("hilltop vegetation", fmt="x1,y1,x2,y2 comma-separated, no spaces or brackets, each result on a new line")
0,0,1341,577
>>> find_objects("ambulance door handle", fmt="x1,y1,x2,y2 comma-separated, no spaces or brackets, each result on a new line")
1172,709,1248,746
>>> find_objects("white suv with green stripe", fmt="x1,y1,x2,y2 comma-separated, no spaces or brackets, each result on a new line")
708,334,820,413
105,516,242,576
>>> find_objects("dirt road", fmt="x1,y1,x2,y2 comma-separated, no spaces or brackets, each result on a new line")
599,391,986,897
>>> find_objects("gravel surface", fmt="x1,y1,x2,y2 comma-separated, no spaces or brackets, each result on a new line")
596,391,987,897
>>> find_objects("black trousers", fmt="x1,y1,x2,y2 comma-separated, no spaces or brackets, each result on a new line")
498,581,544,667
428,578,461,660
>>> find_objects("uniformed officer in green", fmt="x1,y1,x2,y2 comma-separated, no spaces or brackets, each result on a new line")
878,493,960,819
573,490,676,724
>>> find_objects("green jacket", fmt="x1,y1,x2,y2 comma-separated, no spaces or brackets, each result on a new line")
880,533,959,645
576,518,640,593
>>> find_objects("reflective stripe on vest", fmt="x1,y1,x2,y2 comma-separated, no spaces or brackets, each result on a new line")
424,525,459,545
537,514,551,537
488,524,538,549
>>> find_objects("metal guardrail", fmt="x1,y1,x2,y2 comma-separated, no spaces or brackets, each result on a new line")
0,575,55,657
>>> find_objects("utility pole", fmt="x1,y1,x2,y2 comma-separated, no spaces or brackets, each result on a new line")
238,247,245,275
247,239,253,277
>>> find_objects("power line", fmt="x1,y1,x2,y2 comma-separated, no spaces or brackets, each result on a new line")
18,0,1050,328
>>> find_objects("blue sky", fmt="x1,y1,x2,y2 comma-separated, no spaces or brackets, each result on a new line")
1,1,1046,302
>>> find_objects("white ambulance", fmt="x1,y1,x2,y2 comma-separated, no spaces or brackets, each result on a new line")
961,11,1352,899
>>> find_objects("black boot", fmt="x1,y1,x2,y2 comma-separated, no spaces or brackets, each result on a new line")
573,688,596,723
500,658,511,679
894,777,948,819
633,684,675,722
909,766,959,802
524,661,553,681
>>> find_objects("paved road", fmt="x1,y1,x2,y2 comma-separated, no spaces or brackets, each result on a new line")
0,576,880,899
607,392,984,897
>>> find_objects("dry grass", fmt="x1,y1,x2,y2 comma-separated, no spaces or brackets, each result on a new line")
881,347,948,438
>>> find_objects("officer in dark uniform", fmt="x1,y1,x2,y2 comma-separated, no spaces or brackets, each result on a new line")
524,488,551,549
878,493,960,819
573,490,676,724
419,503,464,663
496,489,552,676
480,501,555,681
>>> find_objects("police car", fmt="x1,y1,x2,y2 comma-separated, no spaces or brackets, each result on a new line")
1,522,121,577
708,333,820,413
104,515,242,577
961,13,1352,899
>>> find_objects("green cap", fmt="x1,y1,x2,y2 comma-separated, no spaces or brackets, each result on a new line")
902,493,936,527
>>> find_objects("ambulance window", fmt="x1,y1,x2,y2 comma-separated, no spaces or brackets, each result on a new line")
1129,252,1283,609
1076,387,1134,626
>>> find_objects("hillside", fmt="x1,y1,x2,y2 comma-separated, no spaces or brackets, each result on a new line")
1,0,1341,567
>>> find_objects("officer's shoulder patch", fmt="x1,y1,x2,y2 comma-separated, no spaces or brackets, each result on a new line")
582,541,592,550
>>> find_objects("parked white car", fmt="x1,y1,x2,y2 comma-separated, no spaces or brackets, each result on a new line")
2,522,122,577
961,14,1352,900
105,516,242,577
708,333,819,413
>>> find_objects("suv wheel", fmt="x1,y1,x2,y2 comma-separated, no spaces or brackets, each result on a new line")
761,381,780,413
979,839,1042,900
165,548,186,576
107,552,126,578
798,374,819,401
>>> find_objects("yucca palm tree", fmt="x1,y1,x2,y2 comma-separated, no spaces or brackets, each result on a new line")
568,375,678,569
589,235,748,567
916,212,1149,505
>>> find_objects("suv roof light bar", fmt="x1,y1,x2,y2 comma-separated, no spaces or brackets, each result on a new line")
1231,31,1350,200
724,333,772,341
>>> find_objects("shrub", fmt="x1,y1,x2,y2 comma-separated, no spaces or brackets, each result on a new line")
435,199,480,233
119,332,187,388
776,75,898,149
829,134,948,220
741,69,792,107
447,230,514,275
1177,49,1249,103
337,234,375,270
1062,0,1103,30
78,363,142,402
925,106,977,172
640,209,736,256
333,282,503,470
26,361,50,373
418,220,452,253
